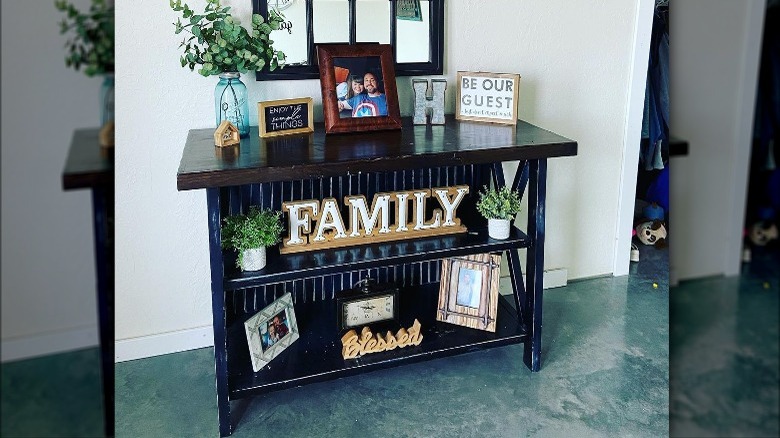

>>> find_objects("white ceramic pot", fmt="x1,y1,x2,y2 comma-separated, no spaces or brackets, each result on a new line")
488,218,511,240
240,247,267,271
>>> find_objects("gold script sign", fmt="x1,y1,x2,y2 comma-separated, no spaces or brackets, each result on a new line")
281,185,469,254
341,319,424,360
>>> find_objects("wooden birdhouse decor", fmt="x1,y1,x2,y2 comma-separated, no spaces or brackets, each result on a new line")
214,120,240,147
99,121,115,148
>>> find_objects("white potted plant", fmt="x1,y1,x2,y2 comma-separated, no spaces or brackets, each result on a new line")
221,206,283,271
476,186,522,240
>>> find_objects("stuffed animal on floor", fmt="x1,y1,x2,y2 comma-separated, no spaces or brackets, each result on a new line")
635,220,668,248
749,221,779,246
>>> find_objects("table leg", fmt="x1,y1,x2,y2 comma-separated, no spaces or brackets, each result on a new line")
91,187,114,437
207,188,233,437
524,159,546,372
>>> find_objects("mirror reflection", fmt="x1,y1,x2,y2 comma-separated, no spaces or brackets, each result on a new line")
396,0,430,63
255,0,443,80
313,0,350,44
356,0,391,44
267,0,307,65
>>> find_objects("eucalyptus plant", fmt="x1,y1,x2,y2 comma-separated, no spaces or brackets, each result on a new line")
171,0,286,76
476,186,522,221
221,207,284,267
55,0,115,76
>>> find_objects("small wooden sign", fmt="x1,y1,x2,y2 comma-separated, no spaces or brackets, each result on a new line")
455,71,520,125
258,97,314,138
341,319,423,360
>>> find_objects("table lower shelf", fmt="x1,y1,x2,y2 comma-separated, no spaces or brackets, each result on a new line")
226,283,526,400
224,227,530,290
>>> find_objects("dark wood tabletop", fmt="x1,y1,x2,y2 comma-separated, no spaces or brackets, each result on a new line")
177,115,577,191
62,128,114,190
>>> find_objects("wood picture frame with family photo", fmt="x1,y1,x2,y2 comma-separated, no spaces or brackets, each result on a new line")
317,44,402,134
244,292,300,372
436,253,501,332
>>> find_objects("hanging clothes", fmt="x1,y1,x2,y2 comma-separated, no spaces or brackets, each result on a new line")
747,3,780,225
640,5,669,171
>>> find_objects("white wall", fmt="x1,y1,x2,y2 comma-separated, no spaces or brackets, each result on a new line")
1,0,99,361
669,0,765,281
115,0,649,359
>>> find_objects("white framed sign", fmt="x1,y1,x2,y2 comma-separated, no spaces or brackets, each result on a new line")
455,71,520,125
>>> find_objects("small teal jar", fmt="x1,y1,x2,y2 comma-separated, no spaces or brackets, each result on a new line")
100,73,114,126
215,72,250,138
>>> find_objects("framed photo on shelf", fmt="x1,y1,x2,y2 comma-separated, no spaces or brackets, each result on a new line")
317,44,402,134
244,292,299,372
455,71,520,125
436,253,501,332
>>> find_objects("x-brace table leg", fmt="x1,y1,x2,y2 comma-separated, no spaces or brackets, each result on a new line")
491,160,545,371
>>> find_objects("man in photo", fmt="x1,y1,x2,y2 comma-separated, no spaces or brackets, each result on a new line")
337,72,388,117
272,313,289,339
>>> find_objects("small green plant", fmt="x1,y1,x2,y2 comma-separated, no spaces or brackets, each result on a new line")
221,207,284,266
55,0,114,76
170,0,286,76
476,186,522,220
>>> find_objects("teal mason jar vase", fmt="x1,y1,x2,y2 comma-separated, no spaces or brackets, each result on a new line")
214,72,250,138
100,73,114,126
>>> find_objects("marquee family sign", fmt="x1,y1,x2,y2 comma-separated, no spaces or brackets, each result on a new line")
281,185,470,254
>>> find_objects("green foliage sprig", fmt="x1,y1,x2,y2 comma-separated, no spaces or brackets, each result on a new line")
476,186,522,221
221,207,284,266
55,0,114,76
170,0,286,76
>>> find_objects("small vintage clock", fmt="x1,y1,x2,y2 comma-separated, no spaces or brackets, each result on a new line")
336,279,400,331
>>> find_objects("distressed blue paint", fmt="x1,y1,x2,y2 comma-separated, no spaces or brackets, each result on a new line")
205,161,554,436
207,188,233,436
524,159,547,372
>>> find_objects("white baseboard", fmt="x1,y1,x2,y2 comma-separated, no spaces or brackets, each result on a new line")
500,266,568,290
543,268,569,289
115,326,214,363
1,326,98,363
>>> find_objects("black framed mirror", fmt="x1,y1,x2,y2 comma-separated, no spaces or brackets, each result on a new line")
254,0,444,81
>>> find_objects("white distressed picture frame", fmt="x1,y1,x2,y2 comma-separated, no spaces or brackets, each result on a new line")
244,292,300,372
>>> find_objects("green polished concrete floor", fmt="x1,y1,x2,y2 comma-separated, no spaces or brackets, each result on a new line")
114,266,670,438
5,249,775,437
1,347,104,437
670,247,780,438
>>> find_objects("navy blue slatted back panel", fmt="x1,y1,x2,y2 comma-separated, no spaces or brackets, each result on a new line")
222,164,490,318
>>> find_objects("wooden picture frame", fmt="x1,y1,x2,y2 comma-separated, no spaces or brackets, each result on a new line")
317,44,402,134
455,71,520,125
436,253,501,332
244,292,299,372
258,97,314,138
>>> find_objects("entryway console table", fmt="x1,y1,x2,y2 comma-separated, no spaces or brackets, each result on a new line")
177,116,576,436
62,129,114,437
